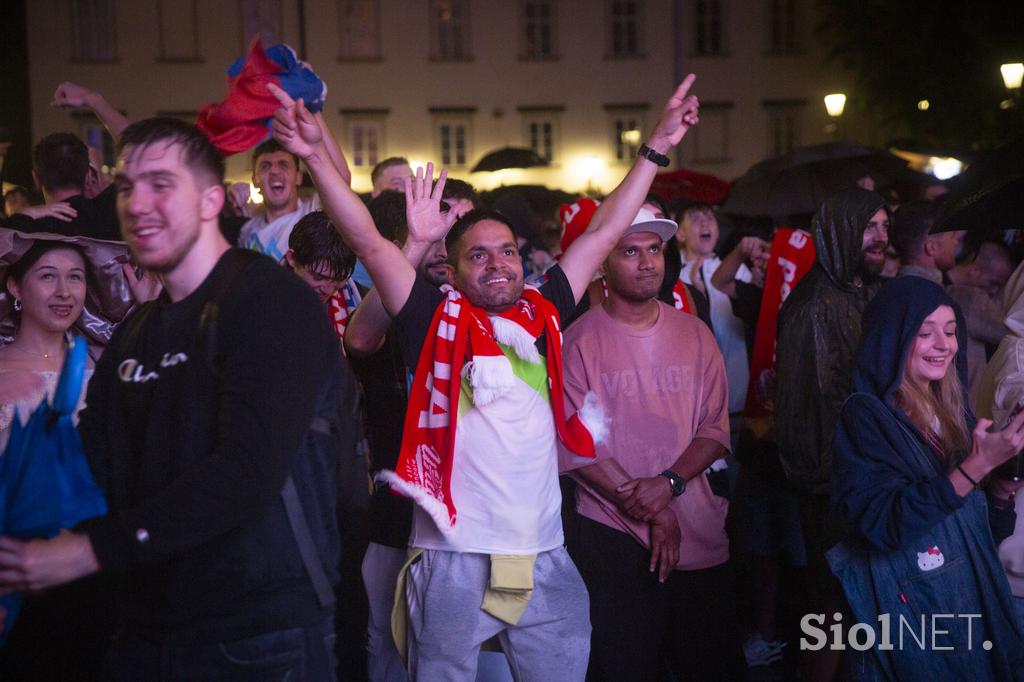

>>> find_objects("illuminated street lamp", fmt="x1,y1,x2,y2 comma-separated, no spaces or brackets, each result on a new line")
824,93,847,118
1001,63,1024,90
824,93,846,137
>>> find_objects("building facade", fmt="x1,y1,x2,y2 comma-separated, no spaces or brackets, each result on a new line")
26,0,853,194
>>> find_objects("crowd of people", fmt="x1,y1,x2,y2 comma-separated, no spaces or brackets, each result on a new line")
0,69,1021,682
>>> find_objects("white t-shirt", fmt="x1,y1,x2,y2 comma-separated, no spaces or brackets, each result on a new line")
680,255,751,414
238,195,321,260
409,341,564,555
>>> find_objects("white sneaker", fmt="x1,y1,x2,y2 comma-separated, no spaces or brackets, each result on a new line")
743,634,787,667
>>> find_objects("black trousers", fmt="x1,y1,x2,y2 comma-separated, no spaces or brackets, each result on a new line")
567,514,746,682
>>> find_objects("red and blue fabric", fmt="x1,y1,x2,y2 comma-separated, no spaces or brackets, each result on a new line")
197,36,327,156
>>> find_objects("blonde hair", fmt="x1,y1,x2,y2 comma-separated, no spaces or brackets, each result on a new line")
892,348,970,464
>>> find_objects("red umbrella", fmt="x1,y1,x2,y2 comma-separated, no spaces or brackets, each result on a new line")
650,169,730,205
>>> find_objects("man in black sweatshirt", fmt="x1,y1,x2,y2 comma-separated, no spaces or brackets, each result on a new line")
0,118,347,679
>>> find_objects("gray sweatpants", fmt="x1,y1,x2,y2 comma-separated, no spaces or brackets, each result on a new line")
405,547,591,681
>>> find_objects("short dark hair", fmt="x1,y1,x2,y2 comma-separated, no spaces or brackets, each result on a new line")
251,138,300,171
371,157,410,187
445,208,517,265
677,201,714,223
6,241,90,327
288,211,356,282
891,200,939,260
119,117,225,187
441,178,478,208
367,190,409,244
32,133,89,192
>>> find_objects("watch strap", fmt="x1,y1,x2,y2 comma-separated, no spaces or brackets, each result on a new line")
659,469,685,496
638,144,670,167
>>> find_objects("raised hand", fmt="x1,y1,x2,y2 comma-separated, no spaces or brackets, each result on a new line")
51,82,96,109
268,83,322,160
404,162,451,245
648,73,700,151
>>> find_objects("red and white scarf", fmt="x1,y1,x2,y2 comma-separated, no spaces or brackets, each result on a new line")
377,285,605,535
327,279,363,354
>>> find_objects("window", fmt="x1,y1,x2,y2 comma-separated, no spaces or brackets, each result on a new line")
520,108,563,163
73,112,116,169
690,102,731,163
430,110,474,167
521,0,557,60
71,0,117,62
605,104,649,163
766,0,800,54
606,0,642,58
241,0,282,48
338,0,380,60
694,0,726,56
157,0,200,61
341,110,388,168
763,100,804,156
430,0,471,60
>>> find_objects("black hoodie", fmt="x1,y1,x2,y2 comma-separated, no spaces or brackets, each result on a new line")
775,188,890,495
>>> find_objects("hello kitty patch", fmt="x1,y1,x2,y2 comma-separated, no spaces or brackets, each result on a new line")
917,546,945,571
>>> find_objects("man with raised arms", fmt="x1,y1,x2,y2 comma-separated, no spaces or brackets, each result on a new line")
269,76,699,680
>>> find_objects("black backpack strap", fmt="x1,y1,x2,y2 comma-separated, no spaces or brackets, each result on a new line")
199,248,263,371
198,249,337,609
282,475,337,608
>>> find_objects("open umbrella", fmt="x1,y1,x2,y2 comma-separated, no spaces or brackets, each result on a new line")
932,138,1024,233
471,147,549,173
0,337,106,644
650,168,731,205
723,141,908,217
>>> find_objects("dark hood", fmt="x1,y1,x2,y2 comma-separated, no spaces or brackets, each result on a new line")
812,187,889,291
853,276,969,407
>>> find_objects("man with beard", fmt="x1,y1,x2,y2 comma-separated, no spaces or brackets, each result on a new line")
774,187,890,681
559,211,744,680
0,118,348,677
270,75,699,679
342,186,469,681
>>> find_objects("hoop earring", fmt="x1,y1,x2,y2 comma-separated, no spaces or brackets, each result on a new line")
13,299,21,312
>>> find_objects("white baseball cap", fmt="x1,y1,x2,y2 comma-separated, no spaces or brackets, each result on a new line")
623,207,678,242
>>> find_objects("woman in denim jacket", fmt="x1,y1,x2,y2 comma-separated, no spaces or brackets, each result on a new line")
828,276,1024,680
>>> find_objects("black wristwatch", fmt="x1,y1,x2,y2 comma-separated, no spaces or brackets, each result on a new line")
659,469,686,497
638,144,670,167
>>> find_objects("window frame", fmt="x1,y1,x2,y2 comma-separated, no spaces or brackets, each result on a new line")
338,0,382,62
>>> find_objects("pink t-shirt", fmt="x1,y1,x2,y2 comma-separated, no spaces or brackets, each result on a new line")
560,301,731,571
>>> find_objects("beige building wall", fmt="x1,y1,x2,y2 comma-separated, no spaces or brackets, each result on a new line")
26,0,852,197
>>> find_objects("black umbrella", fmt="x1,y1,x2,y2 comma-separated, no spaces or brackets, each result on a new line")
723,141,908,217
471,147,549,173
932,138,1024,233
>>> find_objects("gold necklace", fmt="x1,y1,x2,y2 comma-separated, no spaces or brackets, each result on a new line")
10,344,62,359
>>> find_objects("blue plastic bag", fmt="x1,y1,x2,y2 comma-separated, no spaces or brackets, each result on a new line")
0,337,106,645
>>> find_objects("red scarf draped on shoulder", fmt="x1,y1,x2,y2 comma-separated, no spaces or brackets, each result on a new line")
745,228,815,416
377,285,605,535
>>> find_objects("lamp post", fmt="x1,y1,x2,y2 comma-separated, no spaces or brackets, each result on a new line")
824,93,846,139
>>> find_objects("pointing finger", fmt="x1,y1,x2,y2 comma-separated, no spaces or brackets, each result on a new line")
266,82,294,108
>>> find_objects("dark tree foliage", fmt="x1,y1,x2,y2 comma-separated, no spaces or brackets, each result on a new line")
816,0,1024,149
